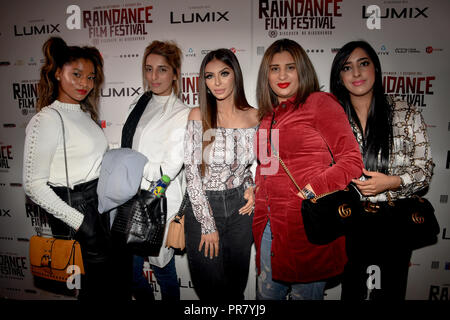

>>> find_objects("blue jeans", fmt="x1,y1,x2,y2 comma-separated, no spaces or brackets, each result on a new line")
151,256,180,300
132,255,154,300
256,220,326,300
132,254,180,300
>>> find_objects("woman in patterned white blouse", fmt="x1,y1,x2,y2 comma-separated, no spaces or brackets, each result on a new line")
330,40,434,300
184,49,259,300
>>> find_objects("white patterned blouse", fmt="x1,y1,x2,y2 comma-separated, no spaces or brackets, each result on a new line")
184,120,257,234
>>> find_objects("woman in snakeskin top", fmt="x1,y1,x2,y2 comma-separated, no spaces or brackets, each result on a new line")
184,48,259,300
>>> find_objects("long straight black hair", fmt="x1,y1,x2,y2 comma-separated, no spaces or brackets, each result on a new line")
330,40,393,173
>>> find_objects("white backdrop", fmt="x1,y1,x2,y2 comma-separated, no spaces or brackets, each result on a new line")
0,0,449,300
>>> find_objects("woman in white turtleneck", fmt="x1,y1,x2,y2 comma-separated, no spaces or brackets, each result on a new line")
22,37,115,300
121,40,190,301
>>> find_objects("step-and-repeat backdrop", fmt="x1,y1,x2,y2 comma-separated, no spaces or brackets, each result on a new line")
0,0,449,300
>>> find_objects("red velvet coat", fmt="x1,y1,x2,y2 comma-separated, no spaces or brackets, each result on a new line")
253,92,364,283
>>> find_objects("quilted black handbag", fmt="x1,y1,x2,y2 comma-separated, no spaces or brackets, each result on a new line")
301,184,362,245
357,195,440,250
111,189,167,256
267,111,439,248
268,111,362,245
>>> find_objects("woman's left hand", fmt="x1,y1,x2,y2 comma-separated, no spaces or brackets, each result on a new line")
239,186,255,215
352,168,401,196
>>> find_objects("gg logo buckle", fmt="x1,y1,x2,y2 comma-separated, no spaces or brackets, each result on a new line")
411,212,425,224
338,204,352,218
364,201,380,213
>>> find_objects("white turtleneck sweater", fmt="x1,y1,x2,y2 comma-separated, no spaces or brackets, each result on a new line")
23,100,108,230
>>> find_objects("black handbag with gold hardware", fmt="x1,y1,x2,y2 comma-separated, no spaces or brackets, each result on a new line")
268,111,363,245
301,184,362,245
267,111,439,248
358,195,439,250
302,192,439,248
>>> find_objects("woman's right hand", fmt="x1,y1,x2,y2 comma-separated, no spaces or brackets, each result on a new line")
199,231,219,259
351,168,401,196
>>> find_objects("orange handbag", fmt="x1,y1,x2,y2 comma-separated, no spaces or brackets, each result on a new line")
29,108,84,283
166,192,188,250
29,235,85,282
166,214,185,250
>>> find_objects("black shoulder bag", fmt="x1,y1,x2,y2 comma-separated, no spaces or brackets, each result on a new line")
111,92,167,256
270,111,440,249
268,111,361,245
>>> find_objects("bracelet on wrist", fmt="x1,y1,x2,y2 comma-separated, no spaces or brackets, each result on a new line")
302,188,316,199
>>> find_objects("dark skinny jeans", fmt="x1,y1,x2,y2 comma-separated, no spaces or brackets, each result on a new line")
184,184,254,301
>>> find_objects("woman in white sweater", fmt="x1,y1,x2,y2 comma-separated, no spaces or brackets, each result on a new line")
23,37,114,299
120,40,190,300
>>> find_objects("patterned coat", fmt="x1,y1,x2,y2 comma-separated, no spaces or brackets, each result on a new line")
350,99,434,202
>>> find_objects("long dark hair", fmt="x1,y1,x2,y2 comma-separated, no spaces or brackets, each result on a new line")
37,37,104,122
330,40,393,173
257,38,320,120
199,48,251,175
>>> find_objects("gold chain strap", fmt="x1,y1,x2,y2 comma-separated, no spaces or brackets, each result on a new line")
274,153,302,192
273,144,346,203
270,111,327,200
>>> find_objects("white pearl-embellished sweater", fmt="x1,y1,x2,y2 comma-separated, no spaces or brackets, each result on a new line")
23,100,108,230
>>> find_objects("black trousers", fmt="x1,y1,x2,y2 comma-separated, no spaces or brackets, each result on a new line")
341,215,412,301
184,185,254,301
48,179,130,300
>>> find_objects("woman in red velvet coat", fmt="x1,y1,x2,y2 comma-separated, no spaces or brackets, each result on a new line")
253,39,364,300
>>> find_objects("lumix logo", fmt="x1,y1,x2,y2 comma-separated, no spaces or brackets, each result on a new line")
170,11,229,24
14,24,60,36
362,6,429,19
364,5,429,30
362,4,428,30
101,87,141,98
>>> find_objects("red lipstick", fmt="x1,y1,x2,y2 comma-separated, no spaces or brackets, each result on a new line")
77,89,88,95
277,82,290,89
